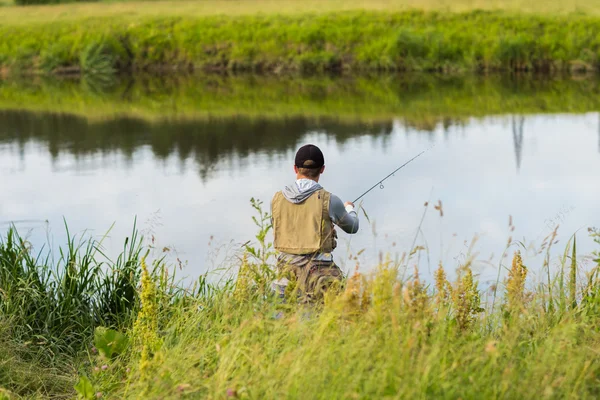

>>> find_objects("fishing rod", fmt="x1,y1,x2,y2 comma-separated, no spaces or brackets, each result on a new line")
352,147,431,204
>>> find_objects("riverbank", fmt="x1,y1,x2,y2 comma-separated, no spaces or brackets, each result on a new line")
1,75,600,124
1,221,599,398
2,10,600,75
3,0,600,23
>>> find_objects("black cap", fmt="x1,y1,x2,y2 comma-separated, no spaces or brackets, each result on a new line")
295,144,324,169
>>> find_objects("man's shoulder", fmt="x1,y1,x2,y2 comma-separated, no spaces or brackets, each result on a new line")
271,191,284,205
327,193,346,215
327,192,343,204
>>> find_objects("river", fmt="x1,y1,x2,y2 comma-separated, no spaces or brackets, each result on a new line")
1,75,599,286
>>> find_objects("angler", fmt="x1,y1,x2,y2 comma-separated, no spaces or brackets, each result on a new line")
271,144,359,302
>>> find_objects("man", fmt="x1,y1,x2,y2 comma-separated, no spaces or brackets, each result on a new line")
271,144,359,302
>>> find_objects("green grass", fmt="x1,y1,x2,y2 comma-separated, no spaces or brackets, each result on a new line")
0,223,144,356
0,320,76,398
80,216,600,399
1,10,600,74
2,0,600,25
2,207,600,399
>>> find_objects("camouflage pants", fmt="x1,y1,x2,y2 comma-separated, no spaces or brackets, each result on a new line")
273,254,344,303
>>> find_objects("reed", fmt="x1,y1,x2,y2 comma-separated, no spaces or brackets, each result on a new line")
0,222,143,355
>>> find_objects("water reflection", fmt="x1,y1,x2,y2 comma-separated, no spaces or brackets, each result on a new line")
0,111,397,180
512,116,525,171
0,110,577,177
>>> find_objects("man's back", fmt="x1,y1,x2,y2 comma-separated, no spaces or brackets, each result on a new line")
272,188,335,255
270,144,359,302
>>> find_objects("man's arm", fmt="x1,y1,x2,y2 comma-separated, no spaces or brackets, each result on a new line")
329,194,359,234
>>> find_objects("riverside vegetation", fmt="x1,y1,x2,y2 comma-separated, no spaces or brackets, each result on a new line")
2,9,600,75
1,201,600,399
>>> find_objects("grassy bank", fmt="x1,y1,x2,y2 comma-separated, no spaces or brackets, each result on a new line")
1,209,600,399
1,75,600,124
3,0,600,25
2,10,600,75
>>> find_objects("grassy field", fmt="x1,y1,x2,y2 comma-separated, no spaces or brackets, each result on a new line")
1,212,600,399
1,75,600,125
1,0,600,25
1,7,600,74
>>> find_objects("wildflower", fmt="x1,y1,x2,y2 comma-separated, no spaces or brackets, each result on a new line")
506,251,528,312
132,257,162,385
96,392,103,398
101,365,108,371
434,263,450,306
227,388,238,398
452,264,483,330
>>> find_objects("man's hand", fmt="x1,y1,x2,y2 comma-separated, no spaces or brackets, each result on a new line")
344,201,355,213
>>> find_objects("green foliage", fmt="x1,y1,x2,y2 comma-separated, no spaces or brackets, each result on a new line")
233,199,276,303
0,222,143,356
80,42,116,78
2,11,600,74
109,250,600,400
0,320,75,397
2,214,600,398
581,228,600,318
1,203,600,399
74,376,95,400
94,327,128,359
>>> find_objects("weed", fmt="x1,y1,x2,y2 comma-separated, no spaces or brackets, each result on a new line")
504,251,528,314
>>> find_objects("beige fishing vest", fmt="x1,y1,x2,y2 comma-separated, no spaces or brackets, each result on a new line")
272,189,336,255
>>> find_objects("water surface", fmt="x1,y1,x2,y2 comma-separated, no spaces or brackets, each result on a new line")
1,75,599,285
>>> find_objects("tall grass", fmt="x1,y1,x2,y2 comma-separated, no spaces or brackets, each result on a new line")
0,320,75,398
80,239,600,399
0,222,143,355
71,205,600,399
2,209,600,398
2,11,600,75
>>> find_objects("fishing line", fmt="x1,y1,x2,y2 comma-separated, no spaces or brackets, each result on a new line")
341,146,432,271
352,146,432,204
